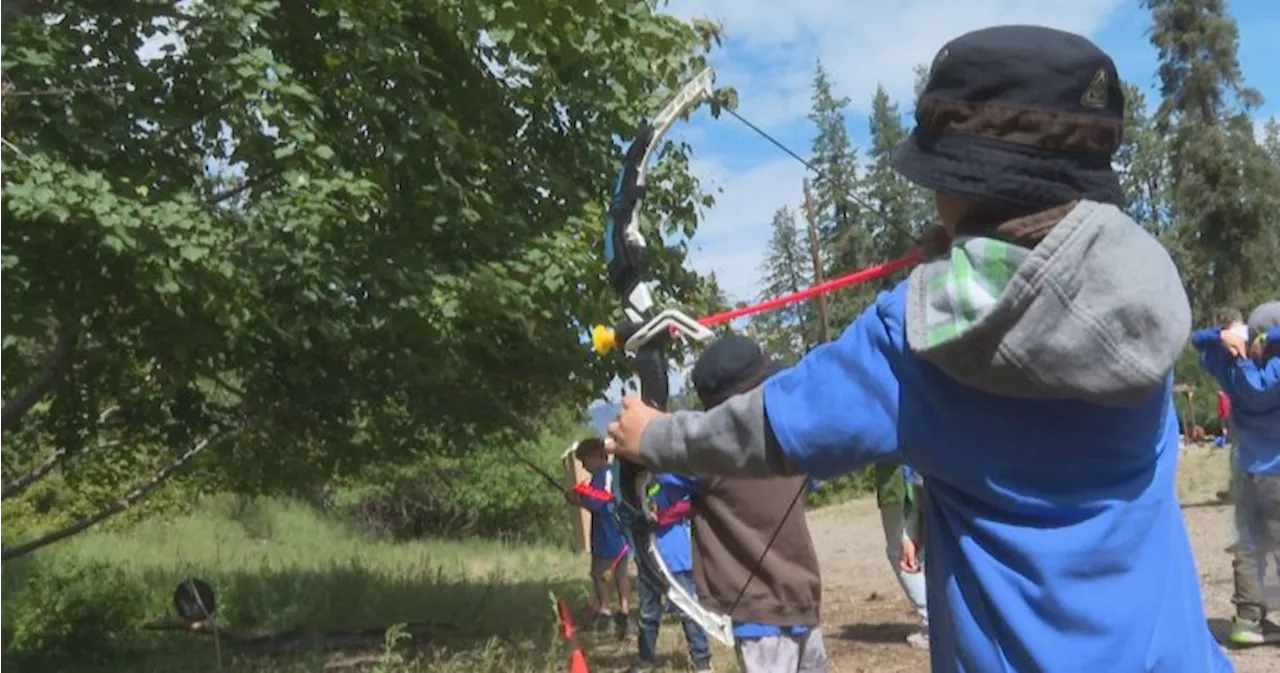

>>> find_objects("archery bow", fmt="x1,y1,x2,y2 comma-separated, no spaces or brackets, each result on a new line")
588,66,929,648
593,66,735,646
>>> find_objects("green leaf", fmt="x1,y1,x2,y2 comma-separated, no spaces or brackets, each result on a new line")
179,245,206,262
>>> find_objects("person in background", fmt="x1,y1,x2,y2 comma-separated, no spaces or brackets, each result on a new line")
627,478,712,673
899,466,928,603
872,463,929,649
656,335,827,673
606,25,1231,671
1193,299,1280,645
566,438,632,638
1213,309,1245,502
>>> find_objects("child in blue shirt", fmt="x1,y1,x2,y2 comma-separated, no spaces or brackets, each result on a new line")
1193,300,1280,645
566,438,631,637
627,478,711,672
606,25,1231,673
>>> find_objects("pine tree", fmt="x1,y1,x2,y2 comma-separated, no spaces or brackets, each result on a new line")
752,206,816,361
823,85,933,327
1263,117,1280,165
1145,0,1280,313
863,85,931,260
807,60,865,279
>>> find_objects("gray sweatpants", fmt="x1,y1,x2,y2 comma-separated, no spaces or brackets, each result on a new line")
1233,472,1280,621
734,627,827,673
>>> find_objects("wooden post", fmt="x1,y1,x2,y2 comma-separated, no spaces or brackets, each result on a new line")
801,179,832,343
561,447,591,554
1173,383,1197,442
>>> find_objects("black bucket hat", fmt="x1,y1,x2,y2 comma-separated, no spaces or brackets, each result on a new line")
691,335,781,410
894,25,1126,209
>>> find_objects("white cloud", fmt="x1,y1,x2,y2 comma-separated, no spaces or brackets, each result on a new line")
686,155,808,303
674,0,1123,124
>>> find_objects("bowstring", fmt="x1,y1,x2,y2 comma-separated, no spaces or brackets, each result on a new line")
726,477,810,616
721,106,925,248
620,97,920,631
702,105,915,622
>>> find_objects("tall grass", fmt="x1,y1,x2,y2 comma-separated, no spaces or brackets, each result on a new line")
3,496,594,672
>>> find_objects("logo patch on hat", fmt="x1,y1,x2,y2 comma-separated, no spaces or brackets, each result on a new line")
929,47,950,80
1081,68,1109,109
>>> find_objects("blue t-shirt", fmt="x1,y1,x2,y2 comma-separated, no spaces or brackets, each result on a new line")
654,473,818,638
763,283,1230,672
582,465,627,559
1192,326,1280,475
647,476,694,573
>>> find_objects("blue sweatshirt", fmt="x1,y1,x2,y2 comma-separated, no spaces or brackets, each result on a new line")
638,204,1230,672
1192,326,1280,474
577,465,627,559
646,476,693,573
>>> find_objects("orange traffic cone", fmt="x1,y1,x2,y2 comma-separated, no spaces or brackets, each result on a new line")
556,596,590,673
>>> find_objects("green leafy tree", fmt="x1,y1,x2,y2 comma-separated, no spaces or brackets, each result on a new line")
1115,82,1172,233
0,0,721,558
1262,117,1280,165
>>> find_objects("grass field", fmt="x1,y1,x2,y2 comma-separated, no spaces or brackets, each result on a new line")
3,446,1273,672
2,496,609,672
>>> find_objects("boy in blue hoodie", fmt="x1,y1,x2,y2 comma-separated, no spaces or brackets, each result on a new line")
1193,300,1280,645
606,25,1231,672
566,438,632,637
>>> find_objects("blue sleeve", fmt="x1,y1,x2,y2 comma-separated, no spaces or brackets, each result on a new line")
1191,327,1221,350
578,491,609,514
762,285,906,478
1225,357,1280,408
651,473,699,509
1194,331,1235,388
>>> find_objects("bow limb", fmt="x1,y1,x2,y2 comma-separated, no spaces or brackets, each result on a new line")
596,66,733,646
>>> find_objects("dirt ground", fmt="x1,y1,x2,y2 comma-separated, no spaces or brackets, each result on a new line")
808,445,1278,672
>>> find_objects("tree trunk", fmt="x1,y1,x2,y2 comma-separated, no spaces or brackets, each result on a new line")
802,179,832,343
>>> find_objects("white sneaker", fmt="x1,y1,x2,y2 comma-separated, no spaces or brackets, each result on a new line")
906,631,930,649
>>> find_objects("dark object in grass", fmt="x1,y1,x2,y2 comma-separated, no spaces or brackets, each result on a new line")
173,577,216,622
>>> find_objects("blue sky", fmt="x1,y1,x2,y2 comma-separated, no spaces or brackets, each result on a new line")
663,0,1280,305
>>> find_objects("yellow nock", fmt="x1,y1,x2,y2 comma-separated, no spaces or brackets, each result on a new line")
591,324,617,355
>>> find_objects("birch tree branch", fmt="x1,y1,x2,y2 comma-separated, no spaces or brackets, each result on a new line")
1,427,239,561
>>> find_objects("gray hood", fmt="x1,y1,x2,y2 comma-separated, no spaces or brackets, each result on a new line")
1248,301,1280,335
905,200,1191,407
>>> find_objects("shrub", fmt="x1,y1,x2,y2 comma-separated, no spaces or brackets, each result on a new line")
3,557,155,665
